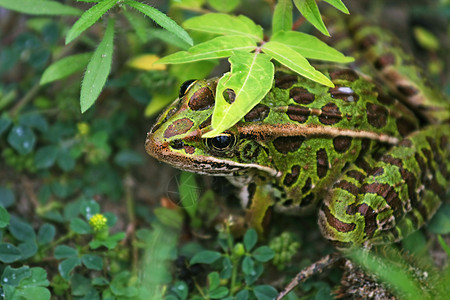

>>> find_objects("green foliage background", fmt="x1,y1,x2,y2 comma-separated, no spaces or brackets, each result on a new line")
0,0,449,299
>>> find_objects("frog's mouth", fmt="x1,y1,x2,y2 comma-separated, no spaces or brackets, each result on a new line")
145,133,280,177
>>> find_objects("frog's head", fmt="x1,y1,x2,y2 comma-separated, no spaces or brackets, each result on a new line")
146,79,277,177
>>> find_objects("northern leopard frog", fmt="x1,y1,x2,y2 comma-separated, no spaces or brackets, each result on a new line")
146,17,450,248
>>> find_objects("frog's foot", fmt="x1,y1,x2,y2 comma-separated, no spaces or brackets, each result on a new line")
277,252,342,299
318,124,450,248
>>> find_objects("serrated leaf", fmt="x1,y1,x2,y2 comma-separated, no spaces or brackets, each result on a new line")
34,145,59,169
0,243,22,263
0,206,10,228
203,51,274,138
65,0,117,44
271,31,354,63
7,125,36,155
190,250,222,264
208,0,240,13
323,0,349,14
37,223,56,245
183,13,263,42
54,245,78,259
293,0,329,36
262,41,334,87
0,0,81,16
80,18,115,113
40,53,92,85
243,229,257,252
81,254,103,270
157,35,256,64
272,0,293,34
124,0,193,46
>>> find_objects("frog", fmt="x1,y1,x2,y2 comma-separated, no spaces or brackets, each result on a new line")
145,16,450,250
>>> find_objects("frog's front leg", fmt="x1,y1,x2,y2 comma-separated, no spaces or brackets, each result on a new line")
318,124,450,248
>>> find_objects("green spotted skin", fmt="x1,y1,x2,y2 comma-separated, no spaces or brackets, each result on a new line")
146,21,450,248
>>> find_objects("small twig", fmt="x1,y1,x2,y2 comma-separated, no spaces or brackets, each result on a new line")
277,252,342,299
292,16,305,31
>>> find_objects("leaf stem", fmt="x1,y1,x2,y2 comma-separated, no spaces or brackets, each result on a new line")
292,16,305,31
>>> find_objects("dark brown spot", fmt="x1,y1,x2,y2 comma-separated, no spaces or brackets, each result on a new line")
316,149,329,178
287,105,310,123
302,177,312,194
300,194,314,207
199,115,212,130
273,136,305,154
319,103,342,125
371,167,384,177
282,199,293,207
374,53,396,69
188,87,215,111
440,135,448,151
399,139,413,147
346,203,377,238
247,183,256,206
347,170,365,183
242,143,260,161
223,88,235,104
329,86,359,102
164,118,194,138
366,102,388,128
358,34,378,49
184,145,195,154
335,180,359,196
245,104,270,122
323,204,356,232
397,84,419,97
283,165,301,187
361,182,403,220
290,87,315,104
329,69,359,82
333,136,352,153
396,116,417,137
170,139,184,150
275,72,298,89
375,88,395,105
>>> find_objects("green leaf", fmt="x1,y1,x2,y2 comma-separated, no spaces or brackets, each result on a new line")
7,125,36,155
0,186,15,208
34,145,59,169
65,0,117,44
0,206,10,228
293,0,329,36
18,240,38,259
207,0,240,13
57,150,76,171
80,198,100,219
272,0,293,34
89,232,125,250
1,266,31,286
0,243,22,263
253,285,278,300
18,114,48,132
171,281,188,300
179,172,199,226
58,257,81,280
37,223,56,245
244,229,257,252
0,115,12,136
271,31,354,63
81,254,103,270
252,246,274,262
262,41,334,87
21,267,50,287
9,215,36,241
183,13,263,42
190,250,222,264
428,203,450,234
40,53,92,85
208,272,221,291
80,18,115,113
13,286,51,300
203,51,274,138
236,289,249,300
124,0,193,46
323,0,349,14
157,35,256,64
209,286,229,299
438,235,450,257
241,256,255,275
0,0,81,16
54,245,78,259
70,218,92,234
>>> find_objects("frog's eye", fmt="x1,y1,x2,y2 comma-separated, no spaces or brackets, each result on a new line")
179,79,197,98
205,133,237,152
